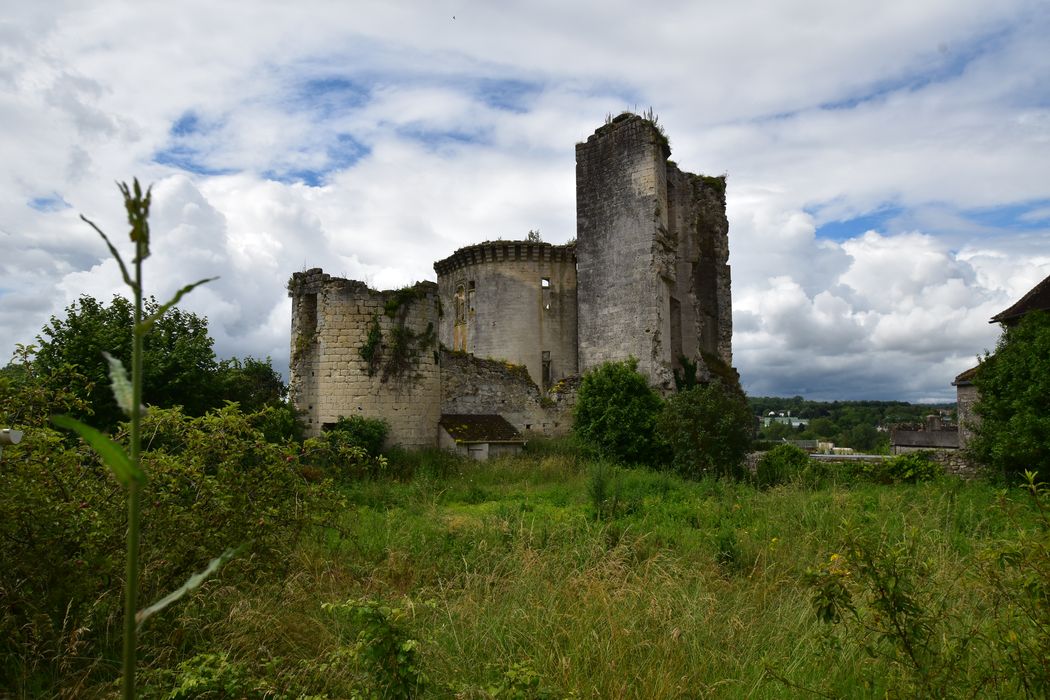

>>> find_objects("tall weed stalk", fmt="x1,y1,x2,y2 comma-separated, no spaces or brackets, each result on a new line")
53,180,231,698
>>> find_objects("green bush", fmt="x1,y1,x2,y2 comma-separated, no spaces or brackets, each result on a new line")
970,310,1050,479
655,381,753,480
847,452,942,485
573,358,666,465
326,415,389,457
0,404,339,692
755,443,811,488
881,451,942,484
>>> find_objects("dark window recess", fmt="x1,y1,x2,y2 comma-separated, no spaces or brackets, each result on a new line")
541,277,551,288
542,350,552,388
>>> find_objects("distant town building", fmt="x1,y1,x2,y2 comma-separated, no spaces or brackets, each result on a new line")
890,414,960,455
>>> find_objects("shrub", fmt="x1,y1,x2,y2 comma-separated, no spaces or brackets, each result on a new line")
881,451,942,483
655,381,753,480
755,443,811,488
848,452,942,485
326,415,389,457
0,404,339,692
970,310,1050,479
573,358,666,465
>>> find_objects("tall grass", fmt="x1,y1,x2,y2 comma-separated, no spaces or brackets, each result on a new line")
113,450,1046,698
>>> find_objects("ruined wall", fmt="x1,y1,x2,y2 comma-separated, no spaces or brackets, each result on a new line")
955,383,979,449
434,241,577,389
665,168,733,367
576,112,733,390
288,269,441,447
439,350,573,437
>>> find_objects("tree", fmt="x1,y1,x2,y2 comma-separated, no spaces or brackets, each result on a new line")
35,295,218,430
656,380,753,480
573,358,666,464
969,310,1050,479
33,295,287,432
215,356,286,413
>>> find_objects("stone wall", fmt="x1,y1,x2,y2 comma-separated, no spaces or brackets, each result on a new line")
434,241,578,389
575,113,733,390
288,269,441,447
956,382,979,449
439,350,574,437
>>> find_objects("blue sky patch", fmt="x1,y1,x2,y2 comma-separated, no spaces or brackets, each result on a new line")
965,200,1050,230
474,78,542,112
814,206,903,241
395,123,485,150
327,133,370,169
295,76,370,117
263,168,324,187
27,194,70,212
170,111,203,136
153,146,235,176
818,27,1010,113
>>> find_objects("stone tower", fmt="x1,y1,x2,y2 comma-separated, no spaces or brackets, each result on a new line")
433,241,577,389
575,113,732,390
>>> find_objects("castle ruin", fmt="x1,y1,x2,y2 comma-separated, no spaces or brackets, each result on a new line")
288,113,735,447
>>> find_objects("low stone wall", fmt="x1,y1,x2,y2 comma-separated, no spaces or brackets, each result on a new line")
440,350,575,437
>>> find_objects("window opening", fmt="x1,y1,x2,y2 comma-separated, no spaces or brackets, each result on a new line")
541,277,551,288
541,350,552,388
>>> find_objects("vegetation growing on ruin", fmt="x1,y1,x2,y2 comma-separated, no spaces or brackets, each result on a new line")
383,283,430,319
701,350,744,396
380,321,436,383
359,313,382,375
360,287,438,383
696,173,728,198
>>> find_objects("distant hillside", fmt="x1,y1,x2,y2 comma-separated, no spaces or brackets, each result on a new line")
749,396,955,453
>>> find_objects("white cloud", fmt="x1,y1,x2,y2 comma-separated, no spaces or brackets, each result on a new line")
2,0,1049,403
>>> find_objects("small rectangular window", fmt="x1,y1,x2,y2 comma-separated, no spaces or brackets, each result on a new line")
541,277,550,288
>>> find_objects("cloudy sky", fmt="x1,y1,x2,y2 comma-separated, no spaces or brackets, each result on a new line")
2,1,1048,402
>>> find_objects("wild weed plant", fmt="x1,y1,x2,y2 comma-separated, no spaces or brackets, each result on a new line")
51,181,228,697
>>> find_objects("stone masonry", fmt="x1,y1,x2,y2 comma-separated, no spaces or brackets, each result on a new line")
289,112,734,447
434,241,577,390
288,269,441,447
576,113,732,390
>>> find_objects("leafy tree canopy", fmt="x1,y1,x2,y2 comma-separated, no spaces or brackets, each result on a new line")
30,294,285,431
657,380,753,480
573,358,666,465
970,310,1050,478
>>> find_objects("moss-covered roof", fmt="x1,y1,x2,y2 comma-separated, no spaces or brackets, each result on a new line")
953,365,980,386
439,414,524,444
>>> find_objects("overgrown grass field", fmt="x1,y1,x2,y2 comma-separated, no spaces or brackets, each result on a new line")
109,442,1047,699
